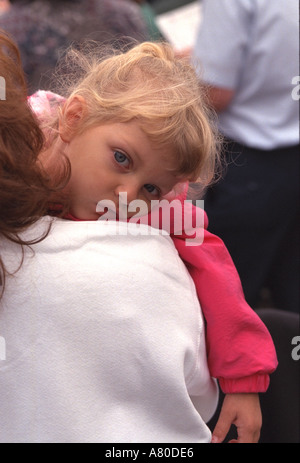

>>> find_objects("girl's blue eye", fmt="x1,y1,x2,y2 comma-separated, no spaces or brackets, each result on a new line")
114,151,130,167
144,184,160,197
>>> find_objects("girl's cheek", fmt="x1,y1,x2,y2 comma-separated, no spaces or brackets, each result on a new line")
163,182,188,201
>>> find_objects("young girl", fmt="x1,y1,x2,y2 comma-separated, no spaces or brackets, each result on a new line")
1,35,277,442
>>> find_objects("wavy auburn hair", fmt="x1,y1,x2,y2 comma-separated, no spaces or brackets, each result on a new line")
0,30,69,296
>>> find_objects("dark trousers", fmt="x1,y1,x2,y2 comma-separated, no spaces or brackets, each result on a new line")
203,140,300,313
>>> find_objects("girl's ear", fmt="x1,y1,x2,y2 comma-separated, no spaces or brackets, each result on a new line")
59,95,87,143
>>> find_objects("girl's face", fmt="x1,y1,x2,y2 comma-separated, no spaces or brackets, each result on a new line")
62,120,182,220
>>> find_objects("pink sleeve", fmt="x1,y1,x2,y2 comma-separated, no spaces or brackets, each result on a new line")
168,195,278,394
173,228,278,393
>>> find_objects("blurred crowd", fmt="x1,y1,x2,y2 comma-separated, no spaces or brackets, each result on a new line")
0,0,162,92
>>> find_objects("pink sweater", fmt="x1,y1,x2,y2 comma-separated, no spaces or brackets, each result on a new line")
169,192,277,393
29,91,278,394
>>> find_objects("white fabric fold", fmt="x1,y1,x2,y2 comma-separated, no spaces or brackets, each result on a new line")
0,218,218,443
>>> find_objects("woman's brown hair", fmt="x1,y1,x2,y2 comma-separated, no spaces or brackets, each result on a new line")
0,29,69,296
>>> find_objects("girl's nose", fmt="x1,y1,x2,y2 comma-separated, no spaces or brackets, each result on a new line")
114,181,140,205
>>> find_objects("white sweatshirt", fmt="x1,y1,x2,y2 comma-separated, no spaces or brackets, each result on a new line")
0,218,218,443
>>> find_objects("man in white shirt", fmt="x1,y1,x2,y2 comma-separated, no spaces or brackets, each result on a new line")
193,0,299,313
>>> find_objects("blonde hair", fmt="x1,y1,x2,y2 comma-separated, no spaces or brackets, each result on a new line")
54,41,221,192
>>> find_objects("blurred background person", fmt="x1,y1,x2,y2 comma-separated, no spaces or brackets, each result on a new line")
0,0,151,92
131,0,163,41
0,0,66,93
19,0,150,43
192,0,299,313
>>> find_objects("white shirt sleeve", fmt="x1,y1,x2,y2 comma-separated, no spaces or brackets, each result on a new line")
193,0,253,88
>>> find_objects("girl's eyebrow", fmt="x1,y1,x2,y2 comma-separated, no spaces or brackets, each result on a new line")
115,131,143,164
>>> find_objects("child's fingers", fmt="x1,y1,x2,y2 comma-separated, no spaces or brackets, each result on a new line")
211,393,262,443
211,408,235,443
232,420,261,443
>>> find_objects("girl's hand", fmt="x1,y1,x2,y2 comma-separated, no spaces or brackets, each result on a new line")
211,393,262,443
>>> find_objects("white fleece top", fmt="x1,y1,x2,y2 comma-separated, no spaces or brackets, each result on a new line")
0,218,218,443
